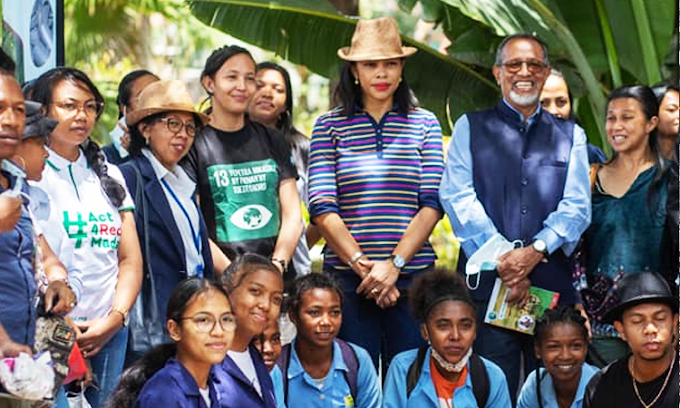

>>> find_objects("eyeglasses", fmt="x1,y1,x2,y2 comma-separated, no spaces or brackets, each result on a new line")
51,100,104,116
500,59,547,74
158,117,198,137
179,312,237,333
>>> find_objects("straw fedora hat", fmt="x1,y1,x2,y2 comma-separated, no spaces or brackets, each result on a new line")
126,80,209,127
337,17,417,61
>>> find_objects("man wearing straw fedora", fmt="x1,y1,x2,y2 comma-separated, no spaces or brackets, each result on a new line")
439,33,591,402
583,271,678,408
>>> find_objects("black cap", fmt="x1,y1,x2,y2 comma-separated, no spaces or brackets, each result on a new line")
24,101,58,140
603,272,679,323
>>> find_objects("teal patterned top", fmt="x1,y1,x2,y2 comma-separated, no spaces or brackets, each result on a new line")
583,164,669,336
586,165,668,280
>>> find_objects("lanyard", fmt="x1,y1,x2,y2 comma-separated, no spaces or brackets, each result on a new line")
160,178,203,276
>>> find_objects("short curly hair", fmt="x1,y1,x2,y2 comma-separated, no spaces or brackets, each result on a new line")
288,273,343,319
409,268,476,322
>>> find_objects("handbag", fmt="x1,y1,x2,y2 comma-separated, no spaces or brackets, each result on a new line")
32,297,76,398
126,162,166,356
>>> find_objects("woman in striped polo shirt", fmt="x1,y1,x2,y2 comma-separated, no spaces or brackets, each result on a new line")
308,17,445,374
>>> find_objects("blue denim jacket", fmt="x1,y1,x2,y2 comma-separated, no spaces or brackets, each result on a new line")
0,171,36,346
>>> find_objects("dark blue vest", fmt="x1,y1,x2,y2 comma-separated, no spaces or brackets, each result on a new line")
464,101,578,304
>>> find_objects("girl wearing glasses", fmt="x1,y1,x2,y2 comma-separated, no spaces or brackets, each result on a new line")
29,67,143,407
106,277,235,408
214,254,284,408
120,80,231,363
182,46,301,285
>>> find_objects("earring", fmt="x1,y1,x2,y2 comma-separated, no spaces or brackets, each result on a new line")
399,77,402,83
354,77,359,85
145,137,150,146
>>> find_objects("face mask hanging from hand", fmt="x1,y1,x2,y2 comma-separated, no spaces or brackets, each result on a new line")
465,233,522,290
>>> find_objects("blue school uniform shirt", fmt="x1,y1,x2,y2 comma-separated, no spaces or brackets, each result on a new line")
133,358,219,408
270,365,286,408
383,347,511,408
283,339,381,408
517,363,598,408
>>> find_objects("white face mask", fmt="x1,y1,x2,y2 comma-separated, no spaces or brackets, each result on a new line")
431,346,473,373
465,233,521,290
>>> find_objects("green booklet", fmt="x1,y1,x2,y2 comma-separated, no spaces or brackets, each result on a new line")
484,278,560,334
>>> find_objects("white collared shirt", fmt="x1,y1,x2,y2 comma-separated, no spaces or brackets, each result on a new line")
30,147,134,321
142,148,204,276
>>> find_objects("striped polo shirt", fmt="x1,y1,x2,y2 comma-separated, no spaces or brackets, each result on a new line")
309,106,444,273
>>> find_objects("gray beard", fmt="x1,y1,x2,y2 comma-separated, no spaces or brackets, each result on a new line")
508,90,539,107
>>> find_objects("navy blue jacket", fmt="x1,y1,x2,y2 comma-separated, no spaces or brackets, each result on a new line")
120,155,214,319
465,101,577,304
213,345,278,408
133,358,219,408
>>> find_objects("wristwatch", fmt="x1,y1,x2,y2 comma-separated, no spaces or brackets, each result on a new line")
531,239,548,255
109,307,129,327
389,254,406,270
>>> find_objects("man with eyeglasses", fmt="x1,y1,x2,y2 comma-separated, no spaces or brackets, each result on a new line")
439,34,591,403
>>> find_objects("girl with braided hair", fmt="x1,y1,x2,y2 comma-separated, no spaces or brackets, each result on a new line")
517,305,597,408
30,67,142,407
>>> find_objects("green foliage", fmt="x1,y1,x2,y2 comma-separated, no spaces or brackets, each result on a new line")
188,0,676,149
64,0,226,143
431,215,460,269
407,0,677,152
188,0,500,134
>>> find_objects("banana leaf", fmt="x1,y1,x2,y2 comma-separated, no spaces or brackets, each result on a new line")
188,0,500,133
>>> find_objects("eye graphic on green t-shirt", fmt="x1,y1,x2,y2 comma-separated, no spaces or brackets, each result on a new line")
230,204,273,230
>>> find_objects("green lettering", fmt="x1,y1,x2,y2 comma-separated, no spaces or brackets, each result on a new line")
63,212,88,249
91,224,98,234
91,237,102,247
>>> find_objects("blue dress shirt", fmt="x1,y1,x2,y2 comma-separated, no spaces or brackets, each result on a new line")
439,100,591,258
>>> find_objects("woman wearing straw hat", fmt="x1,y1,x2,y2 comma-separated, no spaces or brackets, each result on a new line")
308,16,445,373
120,80,231,363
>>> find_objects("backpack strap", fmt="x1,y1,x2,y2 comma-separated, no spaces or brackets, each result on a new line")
276,343,293,406
406,345,429,398
336,339,359,401
469,353,490,408
535,367,548,408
